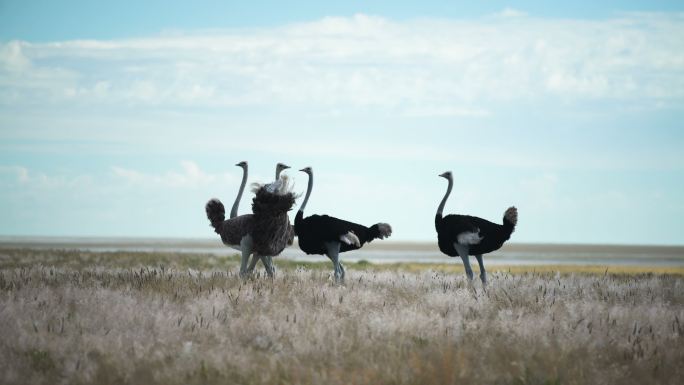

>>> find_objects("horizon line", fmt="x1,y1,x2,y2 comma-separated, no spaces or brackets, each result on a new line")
1,235,683,249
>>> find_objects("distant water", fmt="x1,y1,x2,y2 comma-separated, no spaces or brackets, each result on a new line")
1,236,683,267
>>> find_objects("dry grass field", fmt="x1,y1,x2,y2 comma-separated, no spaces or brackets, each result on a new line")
1,248,683,384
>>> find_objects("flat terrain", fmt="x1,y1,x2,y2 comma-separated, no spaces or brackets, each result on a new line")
1,249,683,384
3,237,683,266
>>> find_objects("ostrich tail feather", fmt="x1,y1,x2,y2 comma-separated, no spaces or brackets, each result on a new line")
205,198,225,234
503,206,518,232
368,222,392,241
376,223,393,239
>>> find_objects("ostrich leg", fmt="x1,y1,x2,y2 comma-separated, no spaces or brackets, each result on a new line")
246,255,274,277
454,243,474,281
475,254,487,284
239,235,253,278
264,256,275,278
245,254,264,275
246,254,259,275
325,241,343,283
257,255,275,278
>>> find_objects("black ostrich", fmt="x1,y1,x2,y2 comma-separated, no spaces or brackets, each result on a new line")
295,167,392,282
435,171,518,284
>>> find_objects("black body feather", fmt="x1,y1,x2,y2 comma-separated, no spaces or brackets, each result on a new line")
295,211,388,255
435,213,515,256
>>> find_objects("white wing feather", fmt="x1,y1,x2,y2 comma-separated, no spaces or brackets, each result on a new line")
457,230,483,245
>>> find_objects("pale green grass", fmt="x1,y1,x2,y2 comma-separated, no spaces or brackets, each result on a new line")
377,262,684,276
0,248,683,384
1,248,682,275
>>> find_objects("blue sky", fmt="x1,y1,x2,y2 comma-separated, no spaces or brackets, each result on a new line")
1,1,683,244
2,1,683,40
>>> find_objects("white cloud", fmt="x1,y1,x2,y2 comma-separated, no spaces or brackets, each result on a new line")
495,7,528,18
0,165,97,194
0,41,31,72
0,165,29,183
111,161,236,188
1,12,682,113
401,105,490,118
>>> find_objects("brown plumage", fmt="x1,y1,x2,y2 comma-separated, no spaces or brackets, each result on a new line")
250,185,297,256
207,170,297,278
205,199,253,246
220,214,254,246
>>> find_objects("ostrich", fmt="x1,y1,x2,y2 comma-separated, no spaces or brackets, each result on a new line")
435,171,518,284
205,162,294,277
275,162,290,180
244,162,294,275
295,166,392,282
230,161,249,219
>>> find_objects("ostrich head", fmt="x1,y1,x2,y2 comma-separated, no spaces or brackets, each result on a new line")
276,163,290,174
439,171,453,180
300,166,313,175
235,161,247,168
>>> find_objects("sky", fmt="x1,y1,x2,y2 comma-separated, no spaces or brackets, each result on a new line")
1,1,683,245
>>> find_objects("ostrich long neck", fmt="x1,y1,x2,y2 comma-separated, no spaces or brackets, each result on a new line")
299,172,313,213
437,177,453,217
230,166,248,219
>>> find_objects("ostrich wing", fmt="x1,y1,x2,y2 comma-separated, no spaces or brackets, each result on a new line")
440,214,505,243
440,214,511,255
219,214,253,246
298,214,368,243
439,215,479,236
323,215,370,238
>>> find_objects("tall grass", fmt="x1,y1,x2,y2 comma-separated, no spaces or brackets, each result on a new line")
0,249,682,384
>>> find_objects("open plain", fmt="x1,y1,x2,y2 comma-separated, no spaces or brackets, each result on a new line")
0,248,683,385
